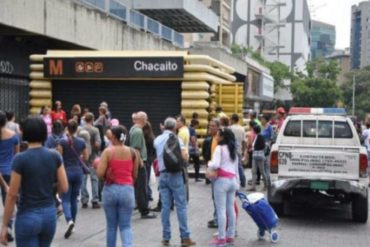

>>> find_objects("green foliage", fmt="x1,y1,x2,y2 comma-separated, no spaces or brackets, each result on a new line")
230,43,291,92
340,66,370,118
291,77,341,107
267,61,291,92
305,59,340,81
291,59,342,107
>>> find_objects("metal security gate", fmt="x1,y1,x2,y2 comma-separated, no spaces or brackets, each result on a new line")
0,76,29,121
52,80,182,134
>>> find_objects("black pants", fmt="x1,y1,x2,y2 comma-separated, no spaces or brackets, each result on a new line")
135,165,150,215
145,160,153,200
0,175,11,205
190,154,201,180
249,151,261,181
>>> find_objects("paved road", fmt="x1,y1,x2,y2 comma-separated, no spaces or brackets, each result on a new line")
2,168,370,247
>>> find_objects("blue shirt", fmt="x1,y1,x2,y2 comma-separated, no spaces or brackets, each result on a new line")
59,136,86,170
261,124,273,142
0,134,19,175
154,130,185,172
12,147,62,212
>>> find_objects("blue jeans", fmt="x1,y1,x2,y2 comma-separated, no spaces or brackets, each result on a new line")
62,169,83,222
81,166,99,204
15,206,57,247
159,172,190,240
213,178,237,240
103,184,135,247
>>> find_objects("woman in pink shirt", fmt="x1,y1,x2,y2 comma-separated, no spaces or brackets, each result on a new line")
97,126,140,247
40,106,52,135
207,128,239,246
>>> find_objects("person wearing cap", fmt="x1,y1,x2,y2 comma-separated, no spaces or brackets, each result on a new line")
276,107,286,131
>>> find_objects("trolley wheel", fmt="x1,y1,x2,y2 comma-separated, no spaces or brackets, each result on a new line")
257,229,265,240
270,230,279,243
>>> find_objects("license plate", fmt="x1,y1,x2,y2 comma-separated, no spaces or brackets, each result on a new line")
310,181,329,190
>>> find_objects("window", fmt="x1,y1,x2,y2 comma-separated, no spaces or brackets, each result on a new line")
303,120,316,138
284,120,301,137
334,121,353,138
318,121,332,138
109,0,127,20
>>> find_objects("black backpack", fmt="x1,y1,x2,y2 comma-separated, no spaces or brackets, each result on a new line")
163,133,184,173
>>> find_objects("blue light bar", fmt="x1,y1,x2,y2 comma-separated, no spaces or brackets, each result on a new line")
322,108,346,115
289,107,347,115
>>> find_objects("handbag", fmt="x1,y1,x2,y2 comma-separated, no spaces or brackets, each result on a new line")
92,156,101,170
205,168,218,180
68,137,90,175
206,146,223,180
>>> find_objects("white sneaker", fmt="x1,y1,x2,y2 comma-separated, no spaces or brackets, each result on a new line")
64,221,75,239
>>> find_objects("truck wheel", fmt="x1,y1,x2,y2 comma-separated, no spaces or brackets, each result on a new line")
270,202,284,216
352,194,368,223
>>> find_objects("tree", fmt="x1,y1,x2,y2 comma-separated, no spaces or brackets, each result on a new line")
341,66,370,118
230,43,292,92
291,77,341,107
267,61,291,93
290,60,342,107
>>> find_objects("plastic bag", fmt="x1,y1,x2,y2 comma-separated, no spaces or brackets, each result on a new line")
150,165,156,185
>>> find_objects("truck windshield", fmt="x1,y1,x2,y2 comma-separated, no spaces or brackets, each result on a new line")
284,120,352,139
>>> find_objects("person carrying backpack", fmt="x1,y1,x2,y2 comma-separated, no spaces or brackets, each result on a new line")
154,117,196,247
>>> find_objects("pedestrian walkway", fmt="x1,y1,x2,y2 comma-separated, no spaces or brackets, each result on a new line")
2,168,370,246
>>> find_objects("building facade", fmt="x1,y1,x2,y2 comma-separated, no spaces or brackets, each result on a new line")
350,1,370,69
326,49,350,85
310,20,336,60
0,0,218,119
183,0,233,48
232,0,311,72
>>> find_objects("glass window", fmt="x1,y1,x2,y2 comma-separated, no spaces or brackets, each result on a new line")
334,121,353,138
109,0,126,20
303,120,316,138
284,120,301,137
318,121,332,138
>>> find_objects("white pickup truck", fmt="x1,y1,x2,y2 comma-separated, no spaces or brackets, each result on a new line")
268,108,369,222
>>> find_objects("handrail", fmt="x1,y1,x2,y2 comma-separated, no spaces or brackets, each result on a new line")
76,0,184,48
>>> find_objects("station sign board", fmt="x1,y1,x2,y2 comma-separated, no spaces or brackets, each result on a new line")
43,57,184,79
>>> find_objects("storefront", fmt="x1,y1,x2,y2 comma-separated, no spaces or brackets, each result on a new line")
29,51,237,135
0,38,30,120
245,64,274,113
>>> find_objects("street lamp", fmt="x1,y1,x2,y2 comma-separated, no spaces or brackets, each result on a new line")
352,73,355,117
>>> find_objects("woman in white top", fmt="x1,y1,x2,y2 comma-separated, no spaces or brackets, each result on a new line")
207,128,239,246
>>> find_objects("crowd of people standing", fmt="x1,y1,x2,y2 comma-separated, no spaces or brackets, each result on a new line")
0,101,286,247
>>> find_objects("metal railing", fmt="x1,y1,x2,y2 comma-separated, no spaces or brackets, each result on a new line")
77,0,184,48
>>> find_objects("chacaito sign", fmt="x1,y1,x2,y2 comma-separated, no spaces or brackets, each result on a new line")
43,57,184,79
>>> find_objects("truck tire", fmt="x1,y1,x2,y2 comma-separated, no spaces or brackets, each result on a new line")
270,202,284,217
352,194,368,223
